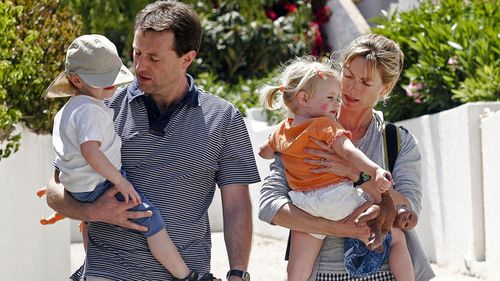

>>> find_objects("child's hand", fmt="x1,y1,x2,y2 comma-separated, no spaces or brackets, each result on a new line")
374,168,393,193
114,178,141,205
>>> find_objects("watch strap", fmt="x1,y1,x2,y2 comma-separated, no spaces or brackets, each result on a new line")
353,172,371,187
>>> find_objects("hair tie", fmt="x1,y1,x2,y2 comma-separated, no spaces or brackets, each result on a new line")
316,68,328,80
278,85,285,93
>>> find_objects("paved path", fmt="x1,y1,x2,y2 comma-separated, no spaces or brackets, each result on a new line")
72,232,483,280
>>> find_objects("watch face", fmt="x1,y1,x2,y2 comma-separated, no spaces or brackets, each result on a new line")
242,272,250,281
361,172,371,181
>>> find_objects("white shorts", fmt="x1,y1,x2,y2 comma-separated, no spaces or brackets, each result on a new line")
288,181,369,239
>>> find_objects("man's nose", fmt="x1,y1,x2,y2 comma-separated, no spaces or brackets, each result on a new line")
135,57,148,72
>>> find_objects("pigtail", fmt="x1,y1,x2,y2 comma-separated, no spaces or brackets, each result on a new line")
260,85,284,110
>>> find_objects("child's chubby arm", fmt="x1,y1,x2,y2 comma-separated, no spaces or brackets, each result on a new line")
258,140,276,159
80,140,141,205
331,135,393,193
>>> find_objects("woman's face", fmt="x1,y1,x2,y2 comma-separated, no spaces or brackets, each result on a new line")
340,56,389,112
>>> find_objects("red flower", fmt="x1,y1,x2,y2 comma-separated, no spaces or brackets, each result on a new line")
283,3,297,13
314,6,331,24
266,9,278,20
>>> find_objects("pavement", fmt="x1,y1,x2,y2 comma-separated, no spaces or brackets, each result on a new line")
71,232,484,280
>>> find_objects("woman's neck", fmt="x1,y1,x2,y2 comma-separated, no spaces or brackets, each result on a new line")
338,107,373,140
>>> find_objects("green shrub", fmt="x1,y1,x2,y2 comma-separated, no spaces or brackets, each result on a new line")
188,0,312,83
0,0,82,160
372,0,500,121
187,0,317,120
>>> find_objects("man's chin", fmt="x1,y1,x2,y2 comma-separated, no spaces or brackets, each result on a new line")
137,81,153,93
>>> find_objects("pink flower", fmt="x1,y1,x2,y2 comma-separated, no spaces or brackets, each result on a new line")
447,56,458,65
405,79,424,103
448,56,458,71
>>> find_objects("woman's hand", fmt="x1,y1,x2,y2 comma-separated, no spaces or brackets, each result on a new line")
304,137,359,181
334,201,372,241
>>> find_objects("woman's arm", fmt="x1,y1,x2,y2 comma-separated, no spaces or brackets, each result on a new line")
390,127,423,214
258,156,370,239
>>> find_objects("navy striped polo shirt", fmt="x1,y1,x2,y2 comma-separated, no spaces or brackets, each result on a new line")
72,75,260,281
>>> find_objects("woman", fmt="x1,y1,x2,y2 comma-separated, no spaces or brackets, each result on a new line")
258,34,435,281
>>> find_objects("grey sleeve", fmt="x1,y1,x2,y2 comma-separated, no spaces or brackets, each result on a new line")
394,128,436,281
393,127,423,214
258,156,292,224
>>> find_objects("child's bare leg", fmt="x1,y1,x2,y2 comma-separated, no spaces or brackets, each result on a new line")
287,230,323,281
148,228,190,279
389,228,414,281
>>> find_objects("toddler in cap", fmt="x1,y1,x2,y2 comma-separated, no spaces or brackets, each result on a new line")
39,34,195,280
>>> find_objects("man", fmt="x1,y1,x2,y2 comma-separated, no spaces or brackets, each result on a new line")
46,1,260,280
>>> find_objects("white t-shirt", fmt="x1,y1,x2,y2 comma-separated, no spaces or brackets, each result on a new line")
53,95,122,193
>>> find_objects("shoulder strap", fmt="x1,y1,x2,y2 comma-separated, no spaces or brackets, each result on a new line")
383,122,401,173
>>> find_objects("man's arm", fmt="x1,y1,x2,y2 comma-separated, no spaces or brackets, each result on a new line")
45,169,149,231
220,184,252,280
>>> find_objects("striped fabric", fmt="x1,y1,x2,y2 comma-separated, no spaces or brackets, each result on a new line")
316,271,395,281
71,77,260,281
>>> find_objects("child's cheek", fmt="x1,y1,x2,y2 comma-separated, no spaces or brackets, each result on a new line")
320,103,328,112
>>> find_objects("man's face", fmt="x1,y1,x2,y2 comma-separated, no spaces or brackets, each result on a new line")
132,30,188,96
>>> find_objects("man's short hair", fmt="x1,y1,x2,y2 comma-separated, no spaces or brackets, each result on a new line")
135,0,202,56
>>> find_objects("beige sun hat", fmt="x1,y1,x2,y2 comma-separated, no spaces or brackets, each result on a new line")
45,34,134,98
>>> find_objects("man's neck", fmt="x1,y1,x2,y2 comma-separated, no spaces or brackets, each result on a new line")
150,75,188,113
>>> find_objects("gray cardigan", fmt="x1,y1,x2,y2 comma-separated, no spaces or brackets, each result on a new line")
258,112,435,281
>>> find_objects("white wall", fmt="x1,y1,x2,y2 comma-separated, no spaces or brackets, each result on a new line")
323,0,370,51
397,103,500,268
479,109,500,280
0,127,70,281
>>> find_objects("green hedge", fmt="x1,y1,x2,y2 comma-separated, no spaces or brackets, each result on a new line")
0,0,82,159
372,0,500,121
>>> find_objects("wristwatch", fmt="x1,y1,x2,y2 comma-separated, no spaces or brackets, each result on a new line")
353,172,371,187
226,269,250,281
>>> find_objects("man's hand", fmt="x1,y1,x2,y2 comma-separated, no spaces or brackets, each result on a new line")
90,186,150,232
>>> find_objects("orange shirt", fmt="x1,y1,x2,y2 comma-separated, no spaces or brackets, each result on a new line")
269,117,352,191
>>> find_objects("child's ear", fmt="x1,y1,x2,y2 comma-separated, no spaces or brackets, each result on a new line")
297,90,309,106
67,75,83,89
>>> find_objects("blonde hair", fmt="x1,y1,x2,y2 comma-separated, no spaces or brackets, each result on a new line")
341,34,404,100
261,56,340,113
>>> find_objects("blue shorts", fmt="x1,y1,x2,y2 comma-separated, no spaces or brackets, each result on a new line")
70,170,165,238
344,233,392,278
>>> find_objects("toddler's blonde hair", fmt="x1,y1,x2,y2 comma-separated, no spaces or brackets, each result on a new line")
261,56,340,114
